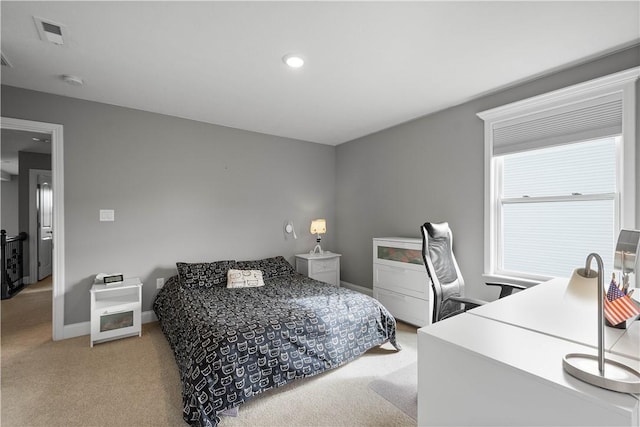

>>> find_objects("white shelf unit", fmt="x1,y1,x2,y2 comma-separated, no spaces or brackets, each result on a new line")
90,278,142,347
295,252,341,287
373,237,432,327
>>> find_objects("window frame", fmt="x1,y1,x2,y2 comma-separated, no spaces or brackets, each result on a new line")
478,67,639,286
495,137,619,282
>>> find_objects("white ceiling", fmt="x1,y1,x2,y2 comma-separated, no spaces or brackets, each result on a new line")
1,1,639,146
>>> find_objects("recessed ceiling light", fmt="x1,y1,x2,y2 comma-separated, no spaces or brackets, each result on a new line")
283,54,304,68
61,74,84,86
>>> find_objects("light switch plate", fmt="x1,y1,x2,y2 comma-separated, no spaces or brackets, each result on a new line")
99,209,115,222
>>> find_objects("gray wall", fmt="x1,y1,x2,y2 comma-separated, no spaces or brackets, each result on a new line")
336,45,640,302
1,45,637,324
1,177,19,235
1,86,336,325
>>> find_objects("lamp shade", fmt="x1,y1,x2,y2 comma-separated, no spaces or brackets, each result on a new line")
310,219,326,235
565,267,599,302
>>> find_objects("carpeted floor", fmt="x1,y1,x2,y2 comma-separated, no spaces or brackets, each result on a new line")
19,276,53,294
368,363,417,420
1,280,418,427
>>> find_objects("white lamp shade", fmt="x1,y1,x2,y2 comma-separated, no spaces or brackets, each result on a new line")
565,267,599,302
310,219,326,234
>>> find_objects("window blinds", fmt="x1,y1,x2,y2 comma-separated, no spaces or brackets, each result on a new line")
492,93,622,156
500,138,617,278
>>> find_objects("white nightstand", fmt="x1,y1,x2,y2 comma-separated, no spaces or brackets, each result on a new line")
90,277,142,347
295,252,341,287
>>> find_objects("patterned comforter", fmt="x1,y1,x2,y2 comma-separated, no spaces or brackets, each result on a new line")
153,273,399,427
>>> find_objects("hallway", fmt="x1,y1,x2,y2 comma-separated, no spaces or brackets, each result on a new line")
1,276,52,345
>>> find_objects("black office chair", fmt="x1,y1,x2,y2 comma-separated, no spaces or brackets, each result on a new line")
421,222,526,323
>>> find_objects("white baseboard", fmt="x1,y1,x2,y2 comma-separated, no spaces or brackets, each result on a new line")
341,280,373,297
62,320,90,339
62,310,158,340
142,310,158,323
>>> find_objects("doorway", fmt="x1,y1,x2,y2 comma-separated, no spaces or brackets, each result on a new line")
29,169,53,281
37,172,53,280
0,117,64,341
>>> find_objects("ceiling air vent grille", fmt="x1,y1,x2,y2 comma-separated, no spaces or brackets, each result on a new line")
33,16,66,45
1,52,12,67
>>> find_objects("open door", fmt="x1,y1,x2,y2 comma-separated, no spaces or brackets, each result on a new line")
37,172,52,280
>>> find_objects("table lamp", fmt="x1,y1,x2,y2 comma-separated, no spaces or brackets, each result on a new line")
562,251,640,393
310,219,326,255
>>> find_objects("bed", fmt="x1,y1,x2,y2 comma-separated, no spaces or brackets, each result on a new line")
153,256,399,427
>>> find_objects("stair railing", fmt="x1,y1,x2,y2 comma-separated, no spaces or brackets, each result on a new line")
1,230,28,299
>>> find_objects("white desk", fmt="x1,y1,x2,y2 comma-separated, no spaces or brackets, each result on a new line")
611,321,640,361
469,278,629,354
417,278,640,426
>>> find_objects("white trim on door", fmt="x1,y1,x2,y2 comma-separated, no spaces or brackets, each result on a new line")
1,117,65,341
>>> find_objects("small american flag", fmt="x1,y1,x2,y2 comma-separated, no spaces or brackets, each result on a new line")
604,283,640,325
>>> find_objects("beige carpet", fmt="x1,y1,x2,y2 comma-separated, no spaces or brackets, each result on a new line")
19,276,53,294
1,282,418,427
368,362,417,420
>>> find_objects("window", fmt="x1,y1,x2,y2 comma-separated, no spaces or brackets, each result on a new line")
499,137,617,279
478,68,638,284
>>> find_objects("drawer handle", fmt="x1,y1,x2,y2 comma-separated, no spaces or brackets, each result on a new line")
382,292,406,301
379,265,410,274
102,309,133,316
314,262,334,271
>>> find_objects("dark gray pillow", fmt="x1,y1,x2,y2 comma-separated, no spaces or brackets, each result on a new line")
176,260,235,288
234,256,296,280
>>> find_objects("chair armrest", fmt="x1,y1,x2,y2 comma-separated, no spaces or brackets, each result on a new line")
449,295,486,311
485,282,527,299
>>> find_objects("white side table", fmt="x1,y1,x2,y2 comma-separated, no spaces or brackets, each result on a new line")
90,277,142,347
295,252,341,287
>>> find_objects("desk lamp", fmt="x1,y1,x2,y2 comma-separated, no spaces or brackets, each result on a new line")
309,219,326,255
562,231,640,393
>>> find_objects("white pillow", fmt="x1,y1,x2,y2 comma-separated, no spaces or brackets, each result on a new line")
226,269,265,289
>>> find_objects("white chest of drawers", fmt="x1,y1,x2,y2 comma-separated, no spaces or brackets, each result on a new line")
373,237,432,327
295,252,341,287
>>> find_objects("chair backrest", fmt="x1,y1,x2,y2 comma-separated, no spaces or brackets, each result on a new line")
421,222,465,323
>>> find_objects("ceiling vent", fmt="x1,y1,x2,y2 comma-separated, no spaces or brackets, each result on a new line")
33,16,66,45
1,52,12,67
